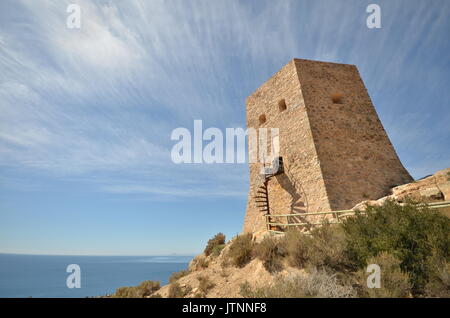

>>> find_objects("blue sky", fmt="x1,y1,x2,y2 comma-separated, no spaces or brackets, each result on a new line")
0,0,449,255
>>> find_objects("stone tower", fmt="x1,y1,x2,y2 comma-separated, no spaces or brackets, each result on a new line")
243,59,413,234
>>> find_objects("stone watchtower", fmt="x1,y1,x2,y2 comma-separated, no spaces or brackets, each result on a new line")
243,59,413,234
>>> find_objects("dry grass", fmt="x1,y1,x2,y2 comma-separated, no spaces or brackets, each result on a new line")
112,280,160,298
168,282,191,298
197,275,215,294
190,255,209,271
240,268,356,298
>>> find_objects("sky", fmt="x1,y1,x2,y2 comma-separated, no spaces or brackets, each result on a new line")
0,0,449,255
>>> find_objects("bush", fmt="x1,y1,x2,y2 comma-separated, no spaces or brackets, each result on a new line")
113,280,160,298
113,286,139,298
168,282,191,298
240,268,355,298
197,275,215,294
342,200,450,295
169,270,189,283
197,257,209,268
228,233,254,268
211,244,226,257
283,230,311,268
307,224,352,271
283,224,352,271
168,282,183,298
301,268,356,298
204,233,226,256
190,255,209,271
358,252,411,298
254,236,286,273
137,280,160,297
438,206,450,218
424,255,450,297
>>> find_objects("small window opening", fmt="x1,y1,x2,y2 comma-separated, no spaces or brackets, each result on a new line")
278,99,287,112
259,114,266,125
331,92,343,104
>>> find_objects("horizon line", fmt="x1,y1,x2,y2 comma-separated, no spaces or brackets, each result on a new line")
0,252,196,257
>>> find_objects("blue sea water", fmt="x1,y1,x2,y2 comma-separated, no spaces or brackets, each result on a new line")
0,253,192,298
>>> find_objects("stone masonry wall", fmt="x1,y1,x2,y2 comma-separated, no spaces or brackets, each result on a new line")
243,60,331,233
243,59,413,234
295,59,413,211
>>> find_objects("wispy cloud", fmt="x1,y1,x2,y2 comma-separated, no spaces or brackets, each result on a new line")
0,0,449,199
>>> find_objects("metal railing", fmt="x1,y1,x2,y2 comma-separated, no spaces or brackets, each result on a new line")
265,200,450,233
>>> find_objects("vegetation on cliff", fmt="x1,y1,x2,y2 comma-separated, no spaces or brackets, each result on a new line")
243,200,449,297
110,200,449,298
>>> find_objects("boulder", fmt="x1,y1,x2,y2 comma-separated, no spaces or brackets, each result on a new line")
351,168,450,210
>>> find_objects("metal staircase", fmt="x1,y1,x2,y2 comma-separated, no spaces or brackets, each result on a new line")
254,172,274,214
254,157,283,230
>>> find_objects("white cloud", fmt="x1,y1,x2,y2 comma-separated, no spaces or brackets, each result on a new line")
101,184,245,198
0,0,448,197
53,1,145,69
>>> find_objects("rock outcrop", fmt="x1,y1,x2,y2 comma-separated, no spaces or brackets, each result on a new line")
351,168,450,210
154,240,305,298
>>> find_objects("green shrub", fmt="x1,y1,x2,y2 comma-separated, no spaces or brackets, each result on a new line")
283,224,352,271
211,244,226,257
197,275,215,294
228,233,254,268
358,252,411,298
438,206,450,218
254,236,286,273
283,230,311,268
204,233,226,256
307,224,352,271
240,268,355,298
424,256,450,297
342,200,450,295
169,270,189,283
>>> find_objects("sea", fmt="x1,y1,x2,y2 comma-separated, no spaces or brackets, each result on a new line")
0,253,192,298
